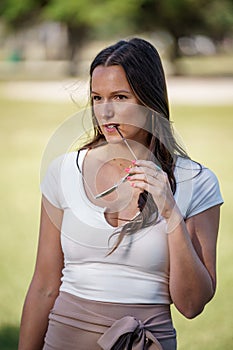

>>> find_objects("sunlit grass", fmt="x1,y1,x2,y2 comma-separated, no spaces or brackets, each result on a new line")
0,97,232,349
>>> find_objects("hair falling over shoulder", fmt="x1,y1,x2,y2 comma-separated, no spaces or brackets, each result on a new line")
80,37,190,254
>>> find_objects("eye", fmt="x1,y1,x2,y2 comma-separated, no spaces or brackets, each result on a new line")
114,94,128,101
92,95,101,102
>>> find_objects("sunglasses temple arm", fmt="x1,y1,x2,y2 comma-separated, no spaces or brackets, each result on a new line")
115,127,138,160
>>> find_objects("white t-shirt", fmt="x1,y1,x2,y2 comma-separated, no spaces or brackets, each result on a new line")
41,150,223,304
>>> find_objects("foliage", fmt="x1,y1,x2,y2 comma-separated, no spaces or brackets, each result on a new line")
43,0,140,27
202,0,233,40
0,0,141,37
0,0,44,27
133,0,233,57
42,0,142,67
136,0,206,35
1,0,233,40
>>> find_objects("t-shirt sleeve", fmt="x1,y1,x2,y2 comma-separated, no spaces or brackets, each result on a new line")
186,167,223,218
40,156,64,209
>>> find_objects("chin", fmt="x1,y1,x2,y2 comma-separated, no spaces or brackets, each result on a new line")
105,135,121,144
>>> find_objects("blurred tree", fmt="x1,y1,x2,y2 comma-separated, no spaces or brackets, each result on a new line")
0,0,47,28
0,0,142,74
42,0,142,74
202,0,233,41
135,0,233,58
0,0,232,73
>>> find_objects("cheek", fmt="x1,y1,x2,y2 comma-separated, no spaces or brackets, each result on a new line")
93,104,102,121
124,108,148,130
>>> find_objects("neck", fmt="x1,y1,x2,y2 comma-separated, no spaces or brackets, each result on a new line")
106,139,149,161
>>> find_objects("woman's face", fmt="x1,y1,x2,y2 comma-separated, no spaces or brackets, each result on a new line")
91,65,149,145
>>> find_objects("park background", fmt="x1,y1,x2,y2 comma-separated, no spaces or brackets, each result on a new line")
0,1,233,349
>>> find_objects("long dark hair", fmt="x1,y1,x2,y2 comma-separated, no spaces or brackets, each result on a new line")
81,37,188,253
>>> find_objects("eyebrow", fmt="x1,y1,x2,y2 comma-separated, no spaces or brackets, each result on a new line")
91,89,132,95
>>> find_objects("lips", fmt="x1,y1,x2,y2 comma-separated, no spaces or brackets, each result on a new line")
103,123,120,133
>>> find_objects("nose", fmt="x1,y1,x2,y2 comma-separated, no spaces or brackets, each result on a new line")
101,102,114,120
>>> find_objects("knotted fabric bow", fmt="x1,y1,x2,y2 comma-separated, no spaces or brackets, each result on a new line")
97,315,163,350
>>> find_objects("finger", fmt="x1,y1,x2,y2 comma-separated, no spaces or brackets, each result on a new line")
127,173,160,184
126,166,156,176
126,166,162,181
130,181,155,195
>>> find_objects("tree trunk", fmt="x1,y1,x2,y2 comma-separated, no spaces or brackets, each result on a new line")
67,24,88,76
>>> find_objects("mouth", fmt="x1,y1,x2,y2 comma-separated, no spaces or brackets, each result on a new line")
102,123,120,132
103,123,119,128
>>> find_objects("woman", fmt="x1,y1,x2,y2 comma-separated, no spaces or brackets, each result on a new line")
18,38,223,350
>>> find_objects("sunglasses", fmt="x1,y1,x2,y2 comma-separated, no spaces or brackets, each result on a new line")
77,126,138,199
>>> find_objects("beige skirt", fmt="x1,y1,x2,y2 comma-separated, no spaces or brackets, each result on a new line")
43,292,176,350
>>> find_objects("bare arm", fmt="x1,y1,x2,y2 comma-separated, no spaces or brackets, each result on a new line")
127,160,221,319
18,196,64,350
168,205,220,318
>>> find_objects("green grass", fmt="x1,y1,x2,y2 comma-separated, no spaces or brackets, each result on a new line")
0,96,232,349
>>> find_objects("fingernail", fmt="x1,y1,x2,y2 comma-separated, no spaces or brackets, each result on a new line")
131,183,135,187
127,176,131,180
125,167,130,173
132,160,136,164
